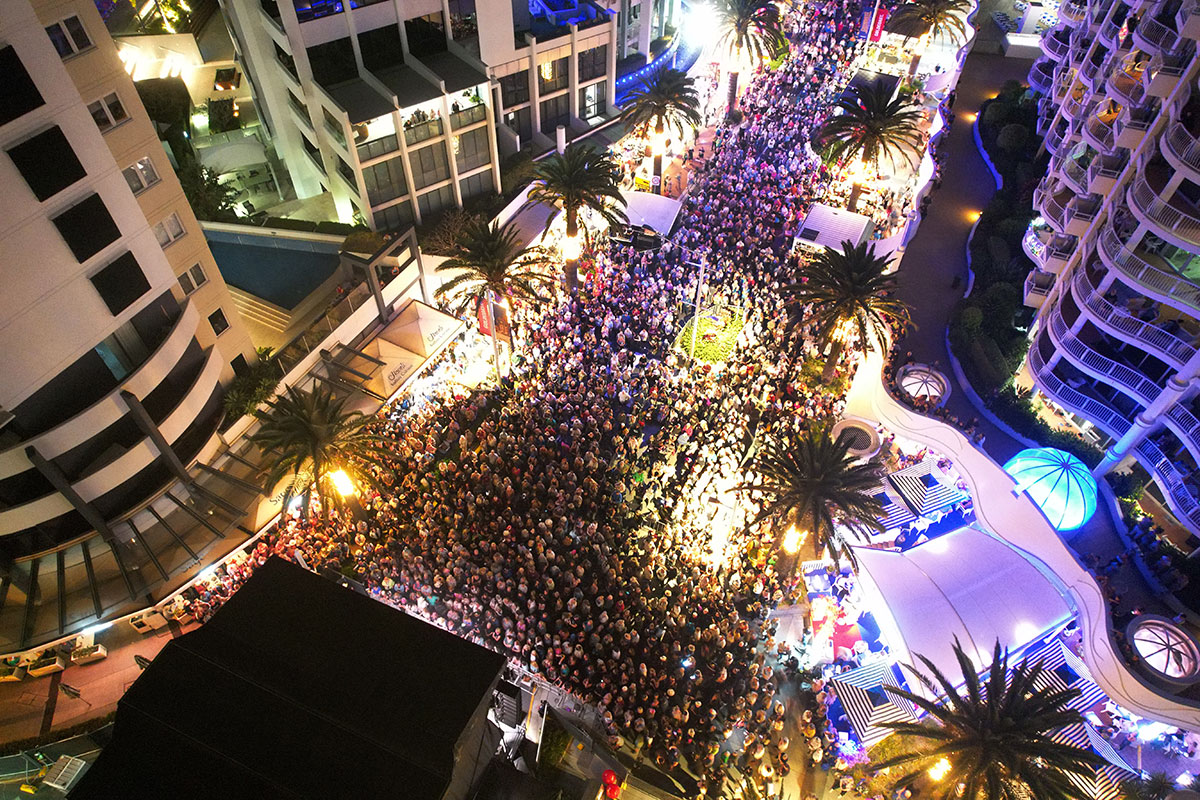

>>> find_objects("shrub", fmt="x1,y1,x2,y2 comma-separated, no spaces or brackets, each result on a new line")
223,353,279,422
176,161,238,222
500,151,536,198
981,101,1010,129
986,236,1011,271
960,306,983,336
989,388,1103,463
342,230,389,255
997,123,1030,153
207,98,240,133
418,207,483,256
315,220,364,235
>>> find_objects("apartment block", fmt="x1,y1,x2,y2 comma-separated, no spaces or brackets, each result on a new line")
1025,0,1200,534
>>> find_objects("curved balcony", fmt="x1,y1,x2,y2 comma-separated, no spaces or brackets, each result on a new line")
1046,121,1073,155
1031,56,1057,93
1028,334,1134,439
1071,267,1198,368
1134,438,1200,529
1057,154,1091,194
1128,169,1200,248
1082,113,1118,153
0,301,200,482
1163,120,1200,182
1098,222,1200,315
1037,181,1074,231
1063,88,1094,121
1047,303,1163,406
1107,65,1147,106
1061,0,1088,23
1043,25,1073,59
1134,14,1183,55
1165,404,1200,465
1100,15,1123,46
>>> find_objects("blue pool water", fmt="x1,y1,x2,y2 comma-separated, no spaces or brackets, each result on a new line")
205,229,341,311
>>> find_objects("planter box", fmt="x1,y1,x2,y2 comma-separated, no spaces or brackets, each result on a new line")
27,655,67,677
0,665,27,682
70,645,108,665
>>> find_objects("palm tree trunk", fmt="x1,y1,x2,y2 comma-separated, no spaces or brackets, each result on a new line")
652,119,665,195
488,293,503,380
564,211,581,292
726,70,741,114
822,338,845,381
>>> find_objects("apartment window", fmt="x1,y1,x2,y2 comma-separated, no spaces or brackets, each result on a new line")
122,157,161,195
455,127,490,173
46,16,93,58
459,171,494,200
323,108,347,148
88,93,128,133
504,107,532,141
410,143,450,190
417,185,454,219
178,264,208,295
374,201,414,231
538,57,569,95
6,126,85,201
288,90,311,126
580,81,606,120
90,252,150,315
209,309,230,336
53,194,121,262
336,156,357,189
500,71,529,107
540,94,569,134
153,213,186,247
363,155,408,206
0,46,45,125
578,45,607,82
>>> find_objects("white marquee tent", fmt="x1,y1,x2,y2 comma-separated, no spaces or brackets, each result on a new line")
852,526,1075,691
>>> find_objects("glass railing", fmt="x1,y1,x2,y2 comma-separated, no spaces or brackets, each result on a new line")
450,103,487,130
404,118,443,146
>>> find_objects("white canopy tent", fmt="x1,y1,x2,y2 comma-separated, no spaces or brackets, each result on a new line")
365,300,465,400
794,204,874,252
852,526,1074,691
197,136,268,176
621,190,683,235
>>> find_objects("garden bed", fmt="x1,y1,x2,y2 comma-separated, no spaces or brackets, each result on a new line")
673,306,745,363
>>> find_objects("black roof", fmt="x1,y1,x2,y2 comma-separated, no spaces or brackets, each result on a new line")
71,558,505,800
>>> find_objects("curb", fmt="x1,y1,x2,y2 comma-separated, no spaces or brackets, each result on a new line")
973,112,1004,191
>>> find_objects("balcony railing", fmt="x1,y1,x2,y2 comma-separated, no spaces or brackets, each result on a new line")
1028,339,1134,437
450,103,487,130
1135,14,1182,53
1166,404,1200,461
1084,115,1116,151
1129,172,1200,244
1165,121,1200,173
1049,305,1163,404
404,117,443,146
1134,438,1200,527
1099,224,1200,314
1073,268,1197,365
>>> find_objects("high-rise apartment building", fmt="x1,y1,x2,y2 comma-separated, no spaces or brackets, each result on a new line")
0,0,256,649
218,0,626,230
1025,0,1200,535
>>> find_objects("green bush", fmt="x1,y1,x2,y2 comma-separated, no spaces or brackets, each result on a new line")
986,236,1011,271
982,102,1010,129
223,354,279,422
342,230,390,255
500,151,536,198
537,713,572,775
989,388,1103,464
960,306,983,336
315,220,364,235
997,123,1030,153
263,216,319,232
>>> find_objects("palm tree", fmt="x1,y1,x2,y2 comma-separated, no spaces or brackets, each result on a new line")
715,0,787,113
621,67,702,195
816,82,926,170
780,240,911,380
434,218,555,378
875,639,1105,800
526,142,627,292
1120,772,1177,800
888,0,973,74
250,385,392,518
737,420,886,569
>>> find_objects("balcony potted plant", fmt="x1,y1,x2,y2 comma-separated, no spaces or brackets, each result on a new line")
70,644,108,666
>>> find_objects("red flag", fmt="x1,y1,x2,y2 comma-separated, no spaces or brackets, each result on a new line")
477,297,492,336
869,7,889,42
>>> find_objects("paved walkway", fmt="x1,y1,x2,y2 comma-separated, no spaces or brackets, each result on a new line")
889,52,1166,624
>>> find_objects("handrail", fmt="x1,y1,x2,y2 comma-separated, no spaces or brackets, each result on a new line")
1099,224,1200,313
1108,67,1147,104
1135,438,1200,526
1166,404,1200,463
1028,338,1134,437
1048,305,1163,404
1085,114,1116,150
1072,267,1197,364
1136,14,1182,53
1165,120,1200,173
1129,171,1200,243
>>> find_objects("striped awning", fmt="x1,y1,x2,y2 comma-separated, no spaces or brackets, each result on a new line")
830,661,918,747
887,458,968,516
870,482,917,533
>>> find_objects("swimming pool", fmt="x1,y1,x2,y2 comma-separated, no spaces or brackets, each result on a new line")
205,228,341,311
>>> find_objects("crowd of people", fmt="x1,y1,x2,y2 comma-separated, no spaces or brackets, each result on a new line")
174,0,941,795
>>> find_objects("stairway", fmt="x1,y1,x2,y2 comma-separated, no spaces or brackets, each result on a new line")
228,287,291,334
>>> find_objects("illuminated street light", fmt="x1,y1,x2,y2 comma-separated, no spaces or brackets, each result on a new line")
782,526,806,555
561,232,583,261
328,469,357,497
928,758,952,781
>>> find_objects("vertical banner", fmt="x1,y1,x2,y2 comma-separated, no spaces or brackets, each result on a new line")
477,297,492,337
869,7,889,42
860,10,872,37
493,301,513,348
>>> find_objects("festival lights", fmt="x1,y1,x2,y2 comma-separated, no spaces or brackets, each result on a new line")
328,469,357,497
927,758,952,781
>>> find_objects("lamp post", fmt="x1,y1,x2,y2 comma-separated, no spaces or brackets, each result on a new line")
650,123,668,195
